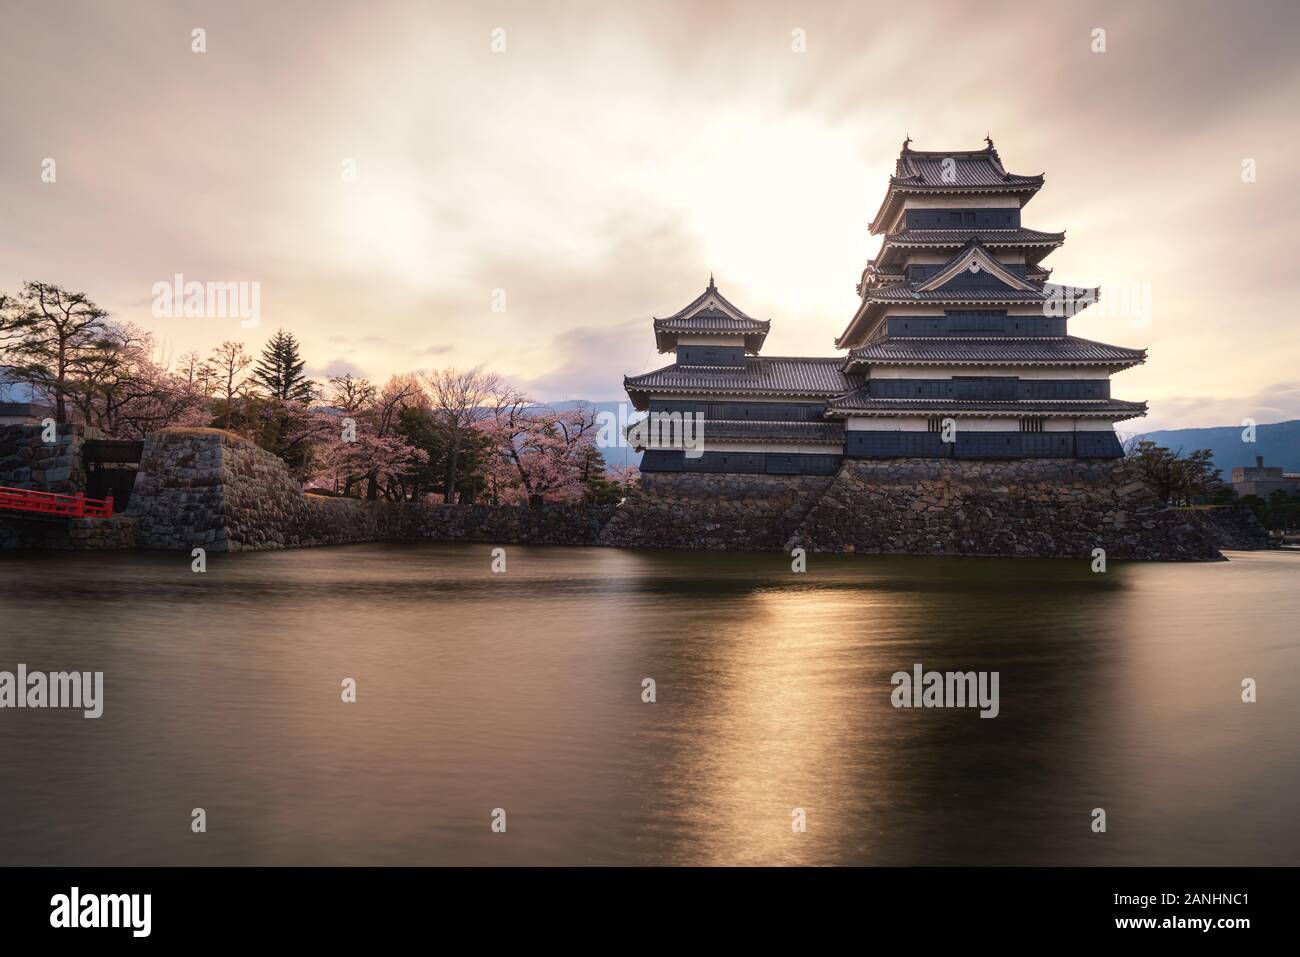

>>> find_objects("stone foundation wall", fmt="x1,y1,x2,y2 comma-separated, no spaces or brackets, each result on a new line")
1189,503,1274,551
0,515,137,550
126,429,227,549
9,426,1248,561
0,422,102,493
598,471,833,550
0,422,133,551
127,428,614,551
787,458,1224,561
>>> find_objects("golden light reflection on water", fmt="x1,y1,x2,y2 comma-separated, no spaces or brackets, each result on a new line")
660,584,907,865
0,546,1297,865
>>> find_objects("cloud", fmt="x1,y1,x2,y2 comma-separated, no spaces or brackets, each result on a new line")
306,359,371,382
2,0,1298,424
516,319,650,400
1138,382,1300,433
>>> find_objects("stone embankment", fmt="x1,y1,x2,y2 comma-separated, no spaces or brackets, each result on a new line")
786,459,1226,560
0,425,1275,560
126,428,613,551
597,472,832,551
597,459,1242,560
0,422,100,493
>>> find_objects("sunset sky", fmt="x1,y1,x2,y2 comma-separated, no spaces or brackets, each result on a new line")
3,0,1299,431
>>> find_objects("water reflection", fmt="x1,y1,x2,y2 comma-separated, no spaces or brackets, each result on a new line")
0,546,1296,865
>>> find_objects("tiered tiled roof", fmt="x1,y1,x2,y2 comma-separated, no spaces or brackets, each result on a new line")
837,237,1101,348
869,137,1045,234
875,227,1064,268
894,146,1042,188
843,336,1146,368
865,284,1095,304
624,357,854,409
825,390,1148,421
653,308,768,334
652,277,771,353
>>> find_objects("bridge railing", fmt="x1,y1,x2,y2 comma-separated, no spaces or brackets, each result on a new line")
0,487,115,519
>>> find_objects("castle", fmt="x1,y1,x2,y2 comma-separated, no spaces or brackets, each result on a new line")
624,138,1147,472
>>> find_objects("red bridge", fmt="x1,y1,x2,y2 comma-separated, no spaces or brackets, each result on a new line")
0,486,115,519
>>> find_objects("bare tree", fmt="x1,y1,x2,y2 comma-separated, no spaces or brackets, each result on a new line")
327,372,378,415
177,349,220,398
177,351,204,386
208,340,253,431
422,365,499,502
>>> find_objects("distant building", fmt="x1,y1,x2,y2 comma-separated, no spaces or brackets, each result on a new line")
624,138,1146,473
1231,456,1299,498
0,372,53,426
0,402,55,426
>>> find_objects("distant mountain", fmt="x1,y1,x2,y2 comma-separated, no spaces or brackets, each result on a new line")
1136,420,1300,475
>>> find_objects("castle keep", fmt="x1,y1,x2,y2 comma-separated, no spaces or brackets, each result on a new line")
624,138,1146,470
598,139,1242,558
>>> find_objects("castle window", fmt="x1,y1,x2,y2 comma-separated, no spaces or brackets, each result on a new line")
1020,418,1044,433
927,417,944,433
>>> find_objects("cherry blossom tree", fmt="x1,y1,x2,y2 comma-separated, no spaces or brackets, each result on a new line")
478,394,601,505
27,319,210,439
311,373,427,498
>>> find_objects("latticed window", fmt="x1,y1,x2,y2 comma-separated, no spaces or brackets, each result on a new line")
1020,418,1044,433
927,417,945,433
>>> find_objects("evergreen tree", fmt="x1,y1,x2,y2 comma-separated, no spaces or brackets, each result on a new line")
253,329,315,402
0,281,111,422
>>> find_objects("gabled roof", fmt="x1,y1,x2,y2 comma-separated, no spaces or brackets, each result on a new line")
869,137,1045,234
842,335,1147,368
652,276,771,353
623,357,854,410
824,390,1148,422
915,240,1040,293
834,276,1101,349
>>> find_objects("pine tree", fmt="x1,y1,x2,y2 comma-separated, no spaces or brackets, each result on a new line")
253,329,315,402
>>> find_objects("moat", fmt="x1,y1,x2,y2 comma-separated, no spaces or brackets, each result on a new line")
1,545,1297,865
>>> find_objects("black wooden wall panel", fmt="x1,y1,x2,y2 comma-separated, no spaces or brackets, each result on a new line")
675,345,746,367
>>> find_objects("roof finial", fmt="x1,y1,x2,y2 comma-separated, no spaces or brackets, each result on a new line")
708,271,716,290
902,133,912,152
985,132,994,150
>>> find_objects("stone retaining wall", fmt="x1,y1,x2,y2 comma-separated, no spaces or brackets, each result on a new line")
1189,503,1274,551
6,426,1260,561
597,471,833,550
0,422,101,493
787,458,1224,560
0,515,137,550
127,428,613,551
